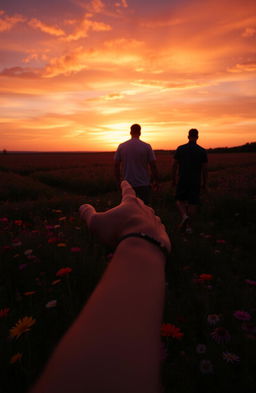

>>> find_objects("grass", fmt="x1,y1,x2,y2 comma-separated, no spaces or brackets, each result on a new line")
0,152,256,393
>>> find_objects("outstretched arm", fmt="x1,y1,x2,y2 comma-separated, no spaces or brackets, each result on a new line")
31,181,171,393
149,160,159,190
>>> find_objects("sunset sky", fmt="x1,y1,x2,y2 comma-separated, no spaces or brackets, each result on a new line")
0,0,256,151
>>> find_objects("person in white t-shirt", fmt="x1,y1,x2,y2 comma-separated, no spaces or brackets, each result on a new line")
114,124,159,204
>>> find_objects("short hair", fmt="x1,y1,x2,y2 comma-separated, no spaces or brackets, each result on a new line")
188,128,199,138
130,124,141,135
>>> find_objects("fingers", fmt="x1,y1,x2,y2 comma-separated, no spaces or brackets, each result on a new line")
121,180,136,202
79,204,96,228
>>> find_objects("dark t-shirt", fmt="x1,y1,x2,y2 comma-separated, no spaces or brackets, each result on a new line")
174,142,208,186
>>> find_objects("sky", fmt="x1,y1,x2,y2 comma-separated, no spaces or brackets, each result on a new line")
0,0,256,151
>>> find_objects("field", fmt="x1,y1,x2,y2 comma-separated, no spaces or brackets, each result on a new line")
0,151,256,393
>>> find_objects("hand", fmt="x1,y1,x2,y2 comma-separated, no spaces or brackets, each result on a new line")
80,181,171,252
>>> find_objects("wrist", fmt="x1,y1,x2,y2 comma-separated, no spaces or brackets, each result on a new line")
115,232,169,260
116,237,166,264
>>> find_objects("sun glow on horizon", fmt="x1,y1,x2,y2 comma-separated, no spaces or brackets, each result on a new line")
0,0,256,151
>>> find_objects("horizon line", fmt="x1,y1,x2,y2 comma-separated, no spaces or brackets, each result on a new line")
2,141,256,154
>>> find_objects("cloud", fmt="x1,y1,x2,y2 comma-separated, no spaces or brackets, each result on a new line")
115,0,128,8
242,27,256,38
228,62,256,73
28,18,66,37
85,0,105,13
43,47,87,77
141,18,183,28
65,16,111,41
0,66,40,78
0,11,25,32
103,93,124,100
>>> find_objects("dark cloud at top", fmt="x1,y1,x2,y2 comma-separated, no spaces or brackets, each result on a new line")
1,0,81,19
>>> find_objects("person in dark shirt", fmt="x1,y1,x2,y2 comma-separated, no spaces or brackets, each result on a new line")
172,129,208,232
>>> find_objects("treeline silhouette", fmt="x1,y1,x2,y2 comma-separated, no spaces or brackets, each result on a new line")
208,142,256,153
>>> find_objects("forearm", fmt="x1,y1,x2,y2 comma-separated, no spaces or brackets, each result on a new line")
31,238,165,393
150,161,159,183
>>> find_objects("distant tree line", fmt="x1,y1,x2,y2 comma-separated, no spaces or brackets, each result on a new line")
208,142,256,153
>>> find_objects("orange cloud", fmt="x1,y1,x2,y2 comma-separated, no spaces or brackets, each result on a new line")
28,18,65,37
242,27,256,38
0,11,25,32
85,0,105,13
228,62,256,73
65,16,111,41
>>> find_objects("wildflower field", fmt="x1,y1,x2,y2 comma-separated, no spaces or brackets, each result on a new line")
0,151,256,393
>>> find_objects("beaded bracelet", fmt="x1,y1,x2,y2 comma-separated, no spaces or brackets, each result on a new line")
116,232,169,259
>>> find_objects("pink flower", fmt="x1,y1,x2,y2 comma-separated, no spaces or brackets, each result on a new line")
70,247,81,253
196,344,207,354
233,310,251,321
216,239,226,244
245,279,256,286
0,217,8,223
12,240,22,247
45,225,54,230
199,359,214,374
211,327,231,344
207,314,221,326
19,264,28,271
223,352,240,364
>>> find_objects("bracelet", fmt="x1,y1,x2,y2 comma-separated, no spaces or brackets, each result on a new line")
116,232,169,259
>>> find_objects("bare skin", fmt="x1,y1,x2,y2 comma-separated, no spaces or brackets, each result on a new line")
31,181,171,393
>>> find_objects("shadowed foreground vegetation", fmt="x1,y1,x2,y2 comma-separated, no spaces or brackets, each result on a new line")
0,152,256,393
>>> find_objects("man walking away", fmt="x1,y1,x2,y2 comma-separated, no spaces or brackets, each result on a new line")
114,124,159,205
172,128,208,232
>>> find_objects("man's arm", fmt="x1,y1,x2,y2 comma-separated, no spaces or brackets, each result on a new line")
149,160,159,189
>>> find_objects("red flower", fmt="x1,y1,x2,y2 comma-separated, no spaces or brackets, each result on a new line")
14,220,23,226
48,237,58,244
0,308,10,318
199,274,213,281
56,267,72,277
70,247,81,253
161,323,184,339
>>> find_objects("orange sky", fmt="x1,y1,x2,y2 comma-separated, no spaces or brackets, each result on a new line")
0,0,256,151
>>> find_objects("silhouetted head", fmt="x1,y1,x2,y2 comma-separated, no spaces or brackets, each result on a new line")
188,128,199,142
130,124,141,138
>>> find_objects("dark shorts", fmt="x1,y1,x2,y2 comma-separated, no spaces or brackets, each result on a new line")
133,185,152,205
175,183,200,205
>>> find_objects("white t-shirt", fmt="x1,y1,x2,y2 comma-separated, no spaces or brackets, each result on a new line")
114,138,156,187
